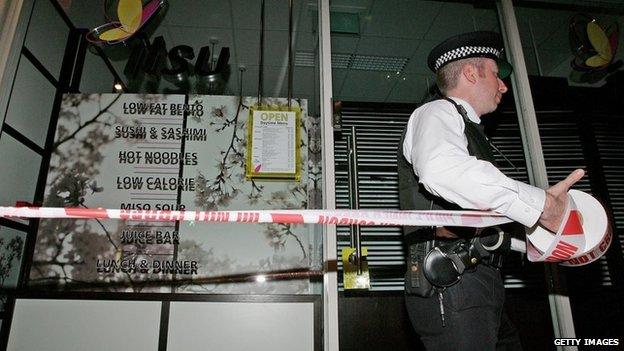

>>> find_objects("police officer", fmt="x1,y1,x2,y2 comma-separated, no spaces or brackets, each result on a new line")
398,31,585,350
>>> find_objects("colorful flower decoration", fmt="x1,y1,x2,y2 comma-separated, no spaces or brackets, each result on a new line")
86,0,166,45
569,14,620,72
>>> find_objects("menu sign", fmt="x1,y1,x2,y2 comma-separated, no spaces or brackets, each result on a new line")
31,94,313,294
247,108,300,180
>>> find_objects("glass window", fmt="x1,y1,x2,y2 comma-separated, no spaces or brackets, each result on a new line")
515,0,624,342
5,0,326,298
329,1,561,349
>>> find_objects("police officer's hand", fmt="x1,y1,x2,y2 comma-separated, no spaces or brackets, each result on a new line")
539,169,585,233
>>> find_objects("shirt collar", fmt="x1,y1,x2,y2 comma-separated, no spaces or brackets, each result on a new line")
448,96,481,124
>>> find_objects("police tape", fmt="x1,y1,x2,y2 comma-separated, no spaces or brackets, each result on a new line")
0,206,512,227
526,190,611,266
0,190,611,267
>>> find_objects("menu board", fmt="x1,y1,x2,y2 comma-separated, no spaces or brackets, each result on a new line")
31,94,318,294
247,108,300,180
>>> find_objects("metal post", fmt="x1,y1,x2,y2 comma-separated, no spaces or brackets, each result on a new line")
347,127,362,274
319,0,339,349
497,0,577,349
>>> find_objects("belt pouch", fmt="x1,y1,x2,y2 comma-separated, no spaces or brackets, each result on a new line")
406,239,436,297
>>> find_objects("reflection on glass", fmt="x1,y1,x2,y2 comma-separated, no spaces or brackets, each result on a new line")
516,6,624,85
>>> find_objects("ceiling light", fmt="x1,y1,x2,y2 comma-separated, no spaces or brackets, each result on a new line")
295,51,409,72
294,51,316,67
350,54,408,72
331,53,352,69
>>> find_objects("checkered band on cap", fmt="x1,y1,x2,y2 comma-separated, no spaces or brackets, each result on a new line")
434,46,501,71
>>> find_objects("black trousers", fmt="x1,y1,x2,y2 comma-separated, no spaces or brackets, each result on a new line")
405,265,523,351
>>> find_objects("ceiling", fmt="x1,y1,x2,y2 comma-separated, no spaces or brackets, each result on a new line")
62,0,624,115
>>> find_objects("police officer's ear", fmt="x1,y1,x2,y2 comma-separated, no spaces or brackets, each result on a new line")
462,63,479,85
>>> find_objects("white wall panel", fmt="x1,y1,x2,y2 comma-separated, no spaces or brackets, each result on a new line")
168,301,315,351
7,299,161,351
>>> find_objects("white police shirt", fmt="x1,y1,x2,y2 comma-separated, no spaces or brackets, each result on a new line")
402,96,545,227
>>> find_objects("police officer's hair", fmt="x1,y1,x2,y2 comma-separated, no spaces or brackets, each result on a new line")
436,57,487,94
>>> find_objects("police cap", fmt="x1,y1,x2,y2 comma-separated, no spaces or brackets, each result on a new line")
427,31,512,78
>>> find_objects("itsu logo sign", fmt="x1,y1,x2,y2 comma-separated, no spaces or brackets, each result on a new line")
123,35,230,94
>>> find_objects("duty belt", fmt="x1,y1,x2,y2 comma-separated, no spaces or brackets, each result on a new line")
423,228,509,288
482,251,504,269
